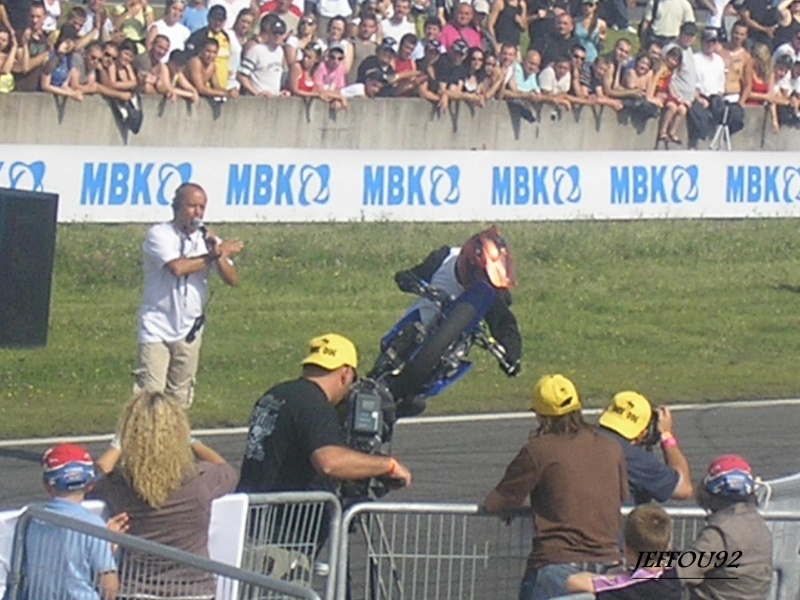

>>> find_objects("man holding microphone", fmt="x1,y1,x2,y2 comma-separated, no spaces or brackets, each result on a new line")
134,182,243,407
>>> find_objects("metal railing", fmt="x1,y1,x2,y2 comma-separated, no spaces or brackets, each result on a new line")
7,504,321,600
242,492,341,600
337,502,800,600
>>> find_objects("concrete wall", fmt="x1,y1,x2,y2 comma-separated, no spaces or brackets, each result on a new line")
0,92,797,150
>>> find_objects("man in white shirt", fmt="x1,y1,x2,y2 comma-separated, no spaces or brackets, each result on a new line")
135,183,243,407
381,0,416,45
694,28,725,98
689,28,742,141
537,54,574,110
237,16,286,96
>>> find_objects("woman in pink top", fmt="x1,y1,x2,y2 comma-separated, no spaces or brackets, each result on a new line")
313,42,347,109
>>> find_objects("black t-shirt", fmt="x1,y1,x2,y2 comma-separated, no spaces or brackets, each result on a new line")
774,19,800,50
237,378,344,494
357,54,395,84
743,0,779,49
3,0,32,33
433,54,468,86
540,32,576,67
595,568,681,599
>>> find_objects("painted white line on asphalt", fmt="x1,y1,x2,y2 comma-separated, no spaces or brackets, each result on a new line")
2,397,799,447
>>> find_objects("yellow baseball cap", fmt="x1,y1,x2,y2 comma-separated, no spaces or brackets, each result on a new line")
598,391,652,440
301,333,358,371
530,374,581,416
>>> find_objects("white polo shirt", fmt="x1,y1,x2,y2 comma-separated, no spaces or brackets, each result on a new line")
138,222,210,344
693,50,725,96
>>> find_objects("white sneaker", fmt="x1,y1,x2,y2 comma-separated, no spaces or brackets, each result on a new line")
626,25,638,34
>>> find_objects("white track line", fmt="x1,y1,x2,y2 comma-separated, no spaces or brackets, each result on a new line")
2,397,799,448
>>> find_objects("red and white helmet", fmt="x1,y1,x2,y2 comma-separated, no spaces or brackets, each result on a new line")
456,226,516,289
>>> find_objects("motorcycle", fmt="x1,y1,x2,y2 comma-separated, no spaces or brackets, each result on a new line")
339,277,514,500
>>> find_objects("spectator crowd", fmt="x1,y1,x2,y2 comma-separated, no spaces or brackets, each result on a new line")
2,0,800,139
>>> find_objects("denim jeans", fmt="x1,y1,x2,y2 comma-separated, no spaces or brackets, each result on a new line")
605,0,629,29
519,563,583,600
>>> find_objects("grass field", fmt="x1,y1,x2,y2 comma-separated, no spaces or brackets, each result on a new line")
2,219,800,439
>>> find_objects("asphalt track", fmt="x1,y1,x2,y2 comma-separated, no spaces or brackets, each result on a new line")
1,399,799,511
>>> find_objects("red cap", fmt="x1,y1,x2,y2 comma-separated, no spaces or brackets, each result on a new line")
707,454,752,478
42,443,96,491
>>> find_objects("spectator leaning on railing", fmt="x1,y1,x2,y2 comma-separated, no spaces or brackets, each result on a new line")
40,24,83,101
0,24,19,92
484,374,628,600
24,443,129,600
237,14,287,97
679,455,772,600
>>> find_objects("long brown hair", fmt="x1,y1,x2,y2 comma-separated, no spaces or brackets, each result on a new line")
534,411,593,437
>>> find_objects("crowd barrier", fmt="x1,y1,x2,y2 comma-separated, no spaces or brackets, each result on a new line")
337,502,800,600
1,94,799,152
242,492,341,600
7,504,320,600
3,492,799,599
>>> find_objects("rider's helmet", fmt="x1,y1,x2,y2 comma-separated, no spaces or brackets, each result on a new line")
703,454,756,499
455,226,516,289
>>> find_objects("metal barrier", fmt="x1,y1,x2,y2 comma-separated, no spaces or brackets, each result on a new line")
243,492,341,600
337,502,800,600
7,505,320,600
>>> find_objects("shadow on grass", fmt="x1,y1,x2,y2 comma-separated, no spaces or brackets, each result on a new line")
775,283,800,294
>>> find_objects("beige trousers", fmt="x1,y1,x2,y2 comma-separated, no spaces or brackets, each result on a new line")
133,333,203,408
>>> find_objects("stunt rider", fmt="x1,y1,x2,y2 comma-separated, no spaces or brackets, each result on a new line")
393,226,522,416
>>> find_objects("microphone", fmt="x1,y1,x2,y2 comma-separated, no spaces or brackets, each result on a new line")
192,217,208,239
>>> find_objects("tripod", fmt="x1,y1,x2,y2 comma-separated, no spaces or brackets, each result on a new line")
709,103,732,151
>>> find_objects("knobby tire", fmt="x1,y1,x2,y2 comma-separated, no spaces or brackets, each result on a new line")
389,298,478,401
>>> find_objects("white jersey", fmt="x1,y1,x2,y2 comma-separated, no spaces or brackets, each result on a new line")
138,222,210,343
405,247,463,327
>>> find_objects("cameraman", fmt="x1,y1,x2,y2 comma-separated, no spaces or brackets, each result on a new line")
236,333,412,494
393,226,522,417
597,391,693,504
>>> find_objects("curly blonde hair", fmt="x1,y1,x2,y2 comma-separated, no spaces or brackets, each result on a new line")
117,391,195,509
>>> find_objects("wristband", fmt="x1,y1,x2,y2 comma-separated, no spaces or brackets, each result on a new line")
387,458,399,476
661,432,678,449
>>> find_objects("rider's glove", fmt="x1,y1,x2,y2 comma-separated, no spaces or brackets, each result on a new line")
501,360,521,377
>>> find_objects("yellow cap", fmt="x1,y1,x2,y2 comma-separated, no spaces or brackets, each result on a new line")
530,374,581,416
301,334,358,371
598,391,652,440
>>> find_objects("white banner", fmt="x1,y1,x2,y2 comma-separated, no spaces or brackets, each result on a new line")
1,145,799,222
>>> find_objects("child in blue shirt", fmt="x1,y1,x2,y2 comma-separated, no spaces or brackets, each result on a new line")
23,443,124,600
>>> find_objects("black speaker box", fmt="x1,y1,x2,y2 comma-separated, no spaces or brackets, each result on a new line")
0,188,59,347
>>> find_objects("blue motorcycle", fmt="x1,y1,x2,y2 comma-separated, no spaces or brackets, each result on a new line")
340,278,513,500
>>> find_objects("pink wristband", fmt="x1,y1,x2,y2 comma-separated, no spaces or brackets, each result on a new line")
661,433,678,449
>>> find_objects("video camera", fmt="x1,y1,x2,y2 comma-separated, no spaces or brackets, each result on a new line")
642,407,660,452
338,378,401,501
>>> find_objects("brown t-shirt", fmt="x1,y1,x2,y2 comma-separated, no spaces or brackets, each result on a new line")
90,461,237,596
493,427,628,569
